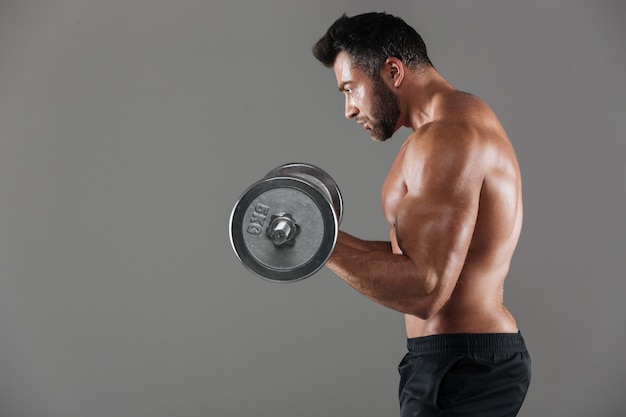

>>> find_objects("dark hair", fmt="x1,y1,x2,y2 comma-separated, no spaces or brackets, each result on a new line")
312,12,432,77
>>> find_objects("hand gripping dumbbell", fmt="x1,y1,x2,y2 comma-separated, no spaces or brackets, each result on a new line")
229,163,343,283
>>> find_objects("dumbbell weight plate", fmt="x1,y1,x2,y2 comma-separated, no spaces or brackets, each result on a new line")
264,163,343,225
229,176,338,282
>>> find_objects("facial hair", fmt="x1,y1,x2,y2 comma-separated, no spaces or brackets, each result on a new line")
369,76,401,142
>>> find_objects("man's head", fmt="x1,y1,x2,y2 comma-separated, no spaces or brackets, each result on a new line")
312,12,432,78
313,12,432,141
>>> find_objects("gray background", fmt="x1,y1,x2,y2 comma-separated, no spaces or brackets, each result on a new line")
0,1,624,416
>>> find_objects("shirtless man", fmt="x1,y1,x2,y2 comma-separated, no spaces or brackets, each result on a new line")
313,13,531,416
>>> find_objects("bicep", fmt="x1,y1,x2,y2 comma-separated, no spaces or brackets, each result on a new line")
394,133,484,292
395,192,479,281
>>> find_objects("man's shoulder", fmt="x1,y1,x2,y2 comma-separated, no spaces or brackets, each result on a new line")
415,98,505,146
407,120,482,153
403,124,502,183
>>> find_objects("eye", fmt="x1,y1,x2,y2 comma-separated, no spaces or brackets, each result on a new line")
339,84,355,96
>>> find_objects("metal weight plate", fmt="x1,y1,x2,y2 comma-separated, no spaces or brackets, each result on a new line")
264,163,343,225
229,176,338,283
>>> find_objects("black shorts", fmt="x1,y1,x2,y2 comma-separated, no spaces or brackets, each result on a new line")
398,332,531,417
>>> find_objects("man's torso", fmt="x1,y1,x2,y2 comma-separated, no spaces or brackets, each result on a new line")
382,92,522,338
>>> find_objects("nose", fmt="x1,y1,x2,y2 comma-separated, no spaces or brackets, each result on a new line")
344,96,358,119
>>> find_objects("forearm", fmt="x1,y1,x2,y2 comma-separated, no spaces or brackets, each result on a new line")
336,230,392,253
326,232,438,318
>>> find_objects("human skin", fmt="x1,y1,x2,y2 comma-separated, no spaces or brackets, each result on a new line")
325,52,521,338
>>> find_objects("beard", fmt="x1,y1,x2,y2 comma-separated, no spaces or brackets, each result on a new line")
367,76,401,142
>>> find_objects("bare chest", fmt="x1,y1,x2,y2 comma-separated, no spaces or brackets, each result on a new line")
381,148,408,227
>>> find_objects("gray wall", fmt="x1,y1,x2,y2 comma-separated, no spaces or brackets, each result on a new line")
0,1,624,416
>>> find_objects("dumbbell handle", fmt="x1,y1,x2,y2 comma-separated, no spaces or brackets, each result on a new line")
266,213,300,246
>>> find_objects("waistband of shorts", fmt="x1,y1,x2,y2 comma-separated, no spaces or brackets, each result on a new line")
406,332,527,355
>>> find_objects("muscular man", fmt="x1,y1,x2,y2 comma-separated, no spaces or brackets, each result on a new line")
313,13,531,416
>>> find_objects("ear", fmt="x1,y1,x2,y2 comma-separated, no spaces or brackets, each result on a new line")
383,57,405,88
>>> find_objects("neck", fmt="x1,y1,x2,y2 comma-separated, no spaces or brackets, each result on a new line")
401,67,456,131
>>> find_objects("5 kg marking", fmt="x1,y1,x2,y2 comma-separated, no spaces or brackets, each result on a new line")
247,203,270,235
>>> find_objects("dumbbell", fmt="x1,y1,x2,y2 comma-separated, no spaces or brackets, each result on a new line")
229,163,343,283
